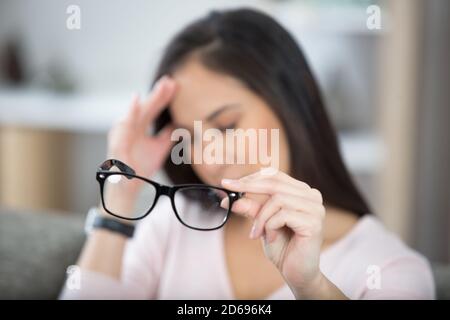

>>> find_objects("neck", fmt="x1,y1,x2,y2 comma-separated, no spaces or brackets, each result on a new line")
322,206,360,249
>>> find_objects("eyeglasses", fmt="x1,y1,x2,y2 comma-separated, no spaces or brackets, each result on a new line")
96,159,243,231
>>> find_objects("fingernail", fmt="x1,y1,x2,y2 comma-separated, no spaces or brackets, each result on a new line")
222,178,237,185
249,222,257,239
220,197,229,209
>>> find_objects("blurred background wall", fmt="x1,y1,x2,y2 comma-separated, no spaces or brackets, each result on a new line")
0,0,448,263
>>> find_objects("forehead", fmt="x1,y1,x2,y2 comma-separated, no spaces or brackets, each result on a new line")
170,58,246,122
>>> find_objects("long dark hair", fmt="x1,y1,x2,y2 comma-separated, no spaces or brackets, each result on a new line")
153,8,371,217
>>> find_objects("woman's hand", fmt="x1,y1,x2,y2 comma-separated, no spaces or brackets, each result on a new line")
108,75,176,179
102,76,176,214
221,171,348,299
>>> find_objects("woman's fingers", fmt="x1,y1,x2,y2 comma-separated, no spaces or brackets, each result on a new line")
264,209,322,243
252,194,325,238
220,171,325,240
117,76,176,135
154,123,175,154
125,93,141,124
221,176,319,202
156,122,174,138
115,93,140,128
241,170,310,192
222,178,294,196
139,75,177,129
220,196,263,219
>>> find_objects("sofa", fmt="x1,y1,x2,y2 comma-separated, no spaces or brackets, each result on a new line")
0,207,85,299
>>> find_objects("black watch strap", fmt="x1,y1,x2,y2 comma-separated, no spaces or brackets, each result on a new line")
92,215,136,238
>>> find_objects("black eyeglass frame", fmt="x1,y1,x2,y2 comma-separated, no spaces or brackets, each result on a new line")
96,159,243,231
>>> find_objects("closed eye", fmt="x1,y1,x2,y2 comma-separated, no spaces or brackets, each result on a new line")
217,123,236,132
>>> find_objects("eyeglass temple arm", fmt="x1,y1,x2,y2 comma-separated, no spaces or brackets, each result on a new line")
99,159,136,177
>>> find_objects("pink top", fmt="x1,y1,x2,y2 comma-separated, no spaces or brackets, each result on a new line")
60,197,435,299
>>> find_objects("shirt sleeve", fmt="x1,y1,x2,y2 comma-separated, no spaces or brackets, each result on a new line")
59,198,174,300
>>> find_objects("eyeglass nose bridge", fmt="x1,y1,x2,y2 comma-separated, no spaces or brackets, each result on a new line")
159,184,173,197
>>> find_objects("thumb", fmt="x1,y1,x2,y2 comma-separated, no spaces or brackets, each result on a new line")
220,195,262,219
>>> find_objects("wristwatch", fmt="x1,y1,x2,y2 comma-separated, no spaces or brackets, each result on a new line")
85,207,136,238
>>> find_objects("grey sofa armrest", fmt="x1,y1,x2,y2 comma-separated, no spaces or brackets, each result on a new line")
0,207,86,299
433,263,450,300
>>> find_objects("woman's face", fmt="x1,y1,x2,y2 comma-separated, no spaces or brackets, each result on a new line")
170,57,290,186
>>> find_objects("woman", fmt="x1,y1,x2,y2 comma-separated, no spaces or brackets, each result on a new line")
61,9,434,299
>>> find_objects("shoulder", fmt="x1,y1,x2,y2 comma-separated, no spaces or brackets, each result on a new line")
322,215,435,299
